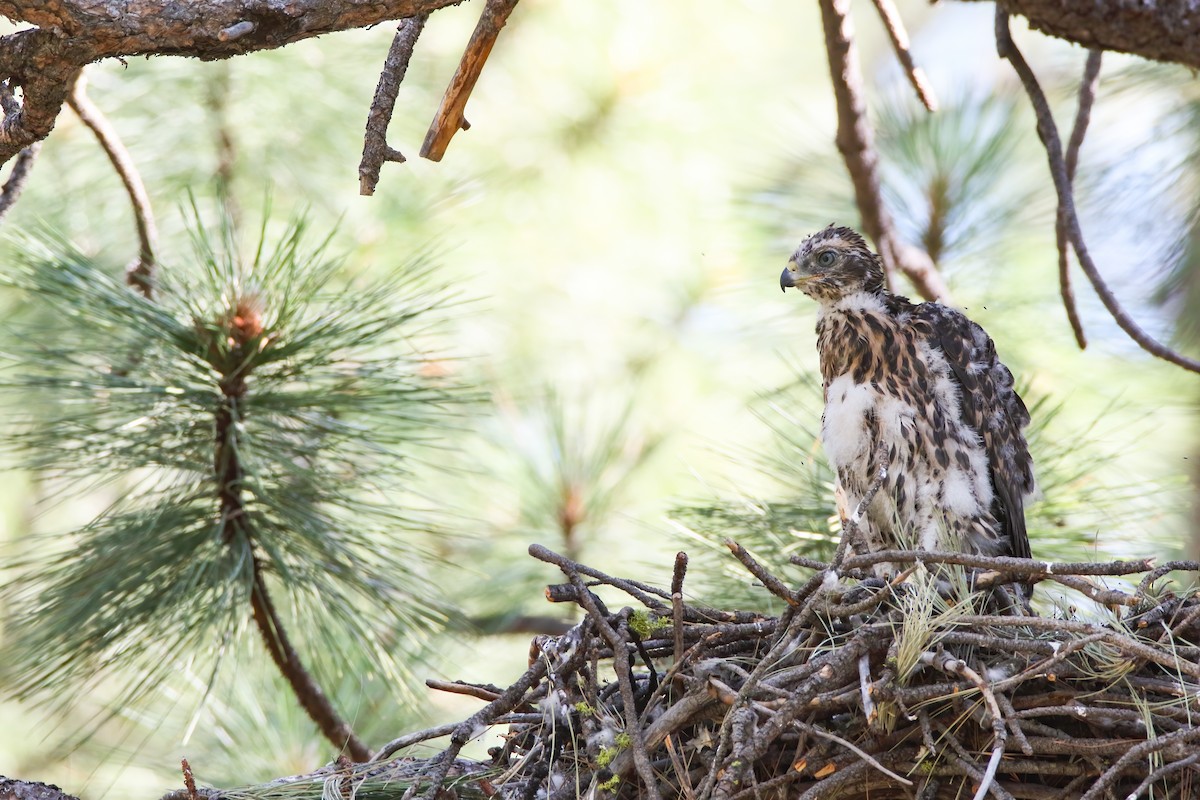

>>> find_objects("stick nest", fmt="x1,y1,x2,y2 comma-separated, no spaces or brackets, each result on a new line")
210,545,1200,800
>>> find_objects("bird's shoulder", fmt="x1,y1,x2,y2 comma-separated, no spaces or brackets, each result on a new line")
900,301,1025,418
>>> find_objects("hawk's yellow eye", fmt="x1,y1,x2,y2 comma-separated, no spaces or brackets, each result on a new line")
816,250,836,268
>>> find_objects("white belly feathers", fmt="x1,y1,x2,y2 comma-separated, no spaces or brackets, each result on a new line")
821,374,913,470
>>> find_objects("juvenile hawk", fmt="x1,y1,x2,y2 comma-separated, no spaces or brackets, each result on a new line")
780,225,1034,559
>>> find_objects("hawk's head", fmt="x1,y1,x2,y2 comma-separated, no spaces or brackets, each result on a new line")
780,225,885,302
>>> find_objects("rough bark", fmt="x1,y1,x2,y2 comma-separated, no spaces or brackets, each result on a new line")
0,0,466,165
964,0,1200,70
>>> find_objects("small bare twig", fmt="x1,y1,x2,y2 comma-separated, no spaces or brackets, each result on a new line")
857,653,876,725
1055,48,1102,350
181,757,198,800
724,539,798,606
790,718,913,787
67,70,157,299
672,551,688,666
919,652,1007,800
0,141,39,224
1078,726,1200,800
817,0,949,301
1123,751,1200,800
852,443,889,523
420,0,520,162
996,11,1200,374
664,734,697,800
371,722,461,762
868,0,937,112
425,678,504,703
359,14,428,195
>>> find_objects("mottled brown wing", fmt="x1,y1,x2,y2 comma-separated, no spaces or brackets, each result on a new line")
911,303,1035,559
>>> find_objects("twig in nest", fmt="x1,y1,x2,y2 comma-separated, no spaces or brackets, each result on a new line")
790,718,913,787
1078,726,1200,800
996,11,1200,374
0,141,39,224
1055,49,1101,350
919,652,1007,800
868,0,937,112
724,539,798,606
672,551,688,665
816,0,949,302
358,14,428,196
425,678,504,703
857,652,876,725
839,548,1159,578
68,70,157,299
1124,751,1200,800
371,722,461,762
564,570,665,800
664,734,697,800
420,0,519,162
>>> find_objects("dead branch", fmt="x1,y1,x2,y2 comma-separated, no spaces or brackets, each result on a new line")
816,0,950,302
0,141,38,224
68,70,157,298
995,11,1200,375
867,0,937,112
1055,49,1101,351
359,14,428,196
420,0,520,162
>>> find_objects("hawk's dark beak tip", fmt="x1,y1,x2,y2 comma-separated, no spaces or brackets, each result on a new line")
780,266,795,293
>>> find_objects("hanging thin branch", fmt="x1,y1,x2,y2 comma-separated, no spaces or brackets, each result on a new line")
420,0,520,162
67,70,157,298
996,11,1200,375
1056,49,1102,350
359,14,428,195
816,0,950,302
0,141,38,224
867,0,937,112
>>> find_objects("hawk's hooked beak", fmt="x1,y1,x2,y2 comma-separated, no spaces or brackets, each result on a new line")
780,260,802,292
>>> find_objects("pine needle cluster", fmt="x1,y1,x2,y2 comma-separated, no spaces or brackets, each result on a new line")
0,214,465,731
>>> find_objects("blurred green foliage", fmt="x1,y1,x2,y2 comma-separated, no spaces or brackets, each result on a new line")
0,2,1196,797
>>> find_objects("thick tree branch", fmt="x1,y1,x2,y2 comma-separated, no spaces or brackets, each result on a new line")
420,0,519,162
816,0,950,302
359,14,427,196
971,0,1200,71
0,0,467,167
68,70,157,298
996,11,1200,375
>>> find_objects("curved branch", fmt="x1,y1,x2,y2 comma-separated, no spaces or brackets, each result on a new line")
68,70,157,298
0,141,39,224
249,557,372,762
816,0,950,302
1055,49,1101,350
996,11,1200,375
